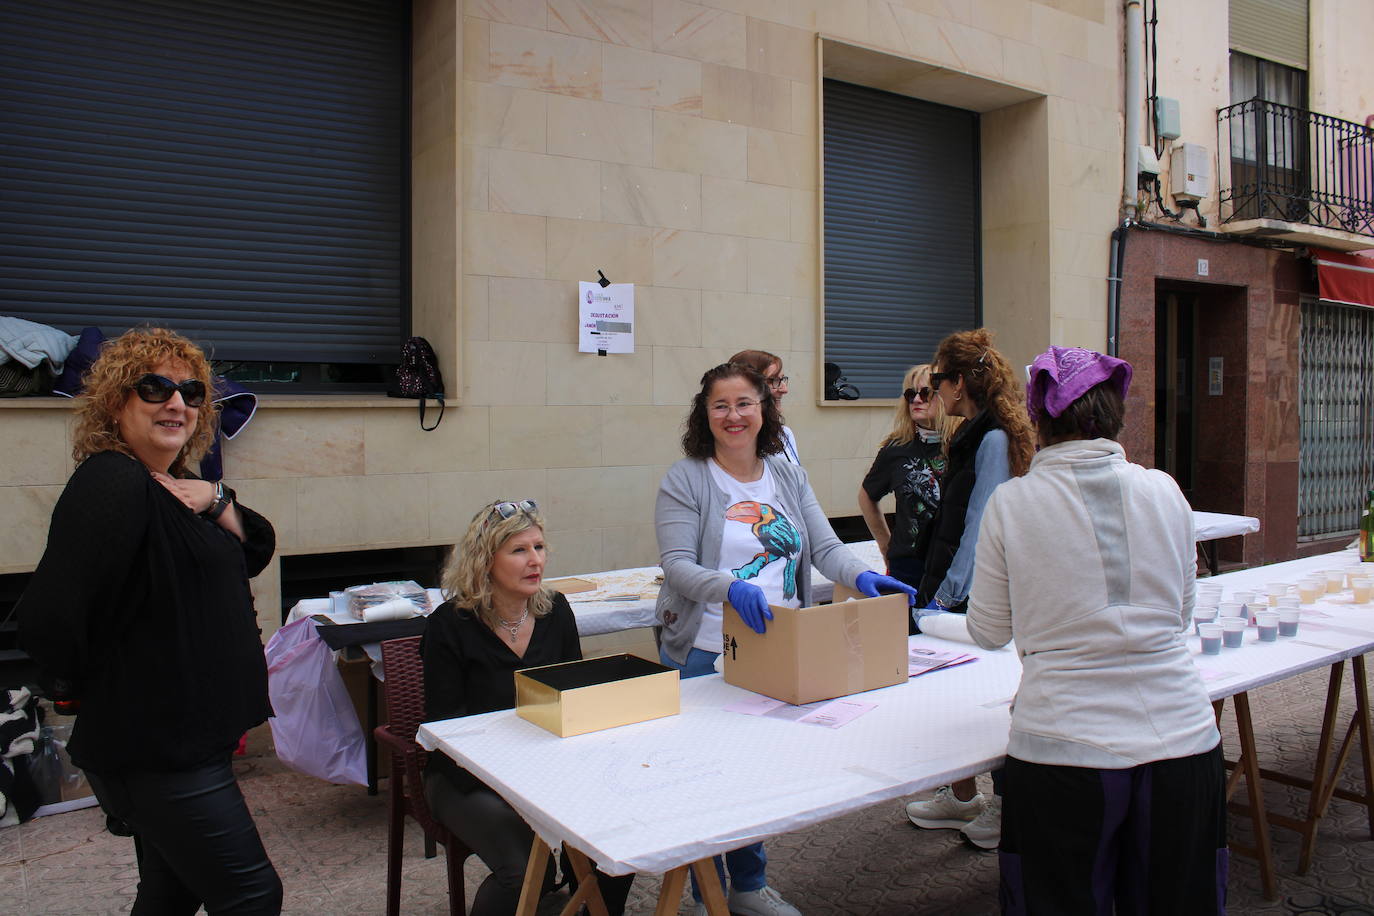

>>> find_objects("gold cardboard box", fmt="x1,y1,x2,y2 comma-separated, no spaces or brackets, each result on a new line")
722,591,908,705
515,654,680,737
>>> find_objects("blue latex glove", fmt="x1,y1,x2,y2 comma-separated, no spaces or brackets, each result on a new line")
855,570,919,606
923,598,944,611
727,579,773,634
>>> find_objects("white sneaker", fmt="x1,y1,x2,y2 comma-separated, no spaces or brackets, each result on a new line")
960,794,1002,850
905,785,985,830
727,885,802,916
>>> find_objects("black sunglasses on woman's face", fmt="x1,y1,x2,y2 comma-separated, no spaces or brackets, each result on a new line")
929,372,954,390
132,374,207,408
903,387,933,403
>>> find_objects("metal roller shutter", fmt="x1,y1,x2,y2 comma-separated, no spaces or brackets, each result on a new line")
822,79,980,401
1229,0,1309,71
0,0,407,364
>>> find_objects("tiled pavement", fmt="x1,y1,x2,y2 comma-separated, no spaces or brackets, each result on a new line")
6,663,1374,914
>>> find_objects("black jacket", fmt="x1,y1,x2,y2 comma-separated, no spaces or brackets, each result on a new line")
914,409,1002,609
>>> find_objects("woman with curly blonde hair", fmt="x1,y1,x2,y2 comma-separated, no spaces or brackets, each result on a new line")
857,364,962,616
18,327,282,913
423,500,633,915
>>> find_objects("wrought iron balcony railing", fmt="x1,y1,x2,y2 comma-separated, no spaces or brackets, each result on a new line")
1218,98,1374,238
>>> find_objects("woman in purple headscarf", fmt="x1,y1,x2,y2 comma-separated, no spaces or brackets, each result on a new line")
958,347,1226,914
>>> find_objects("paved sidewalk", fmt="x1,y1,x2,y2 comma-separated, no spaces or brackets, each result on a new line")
5,662,1374,914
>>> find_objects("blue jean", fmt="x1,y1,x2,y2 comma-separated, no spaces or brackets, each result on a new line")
659,645,768,899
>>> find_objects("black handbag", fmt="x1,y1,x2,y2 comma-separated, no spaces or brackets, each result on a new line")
387,336,445,430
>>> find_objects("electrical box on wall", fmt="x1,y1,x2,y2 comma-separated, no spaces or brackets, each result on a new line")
1155,97,1181,141
1137,145,1161,178
1170,143,1210,201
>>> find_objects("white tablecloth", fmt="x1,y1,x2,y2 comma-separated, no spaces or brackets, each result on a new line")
418,548,1374,877
1193,511,1261,542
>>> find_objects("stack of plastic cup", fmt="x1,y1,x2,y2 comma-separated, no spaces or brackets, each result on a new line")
1193,605,1218,635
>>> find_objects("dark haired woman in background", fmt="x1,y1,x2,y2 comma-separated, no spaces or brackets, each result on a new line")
904,327,1035,851
656,361,914,916
728,349,799,464
965,347,1224,913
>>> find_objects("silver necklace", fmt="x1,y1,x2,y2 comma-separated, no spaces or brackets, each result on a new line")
496,605,529,643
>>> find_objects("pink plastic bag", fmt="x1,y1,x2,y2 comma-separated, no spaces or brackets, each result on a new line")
265,617,368,786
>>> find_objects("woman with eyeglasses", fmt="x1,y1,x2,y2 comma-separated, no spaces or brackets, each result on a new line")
422,499,634,916
18,327,282,914
656,362,915,916
728,349,799,464
857,364,962,627
902,328,1035,852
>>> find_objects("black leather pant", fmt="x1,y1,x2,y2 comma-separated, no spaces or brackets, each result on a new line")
87,757,282,915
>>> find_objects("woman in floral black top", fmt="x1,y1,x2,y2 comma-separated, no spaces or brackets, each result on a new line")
858,364,961,628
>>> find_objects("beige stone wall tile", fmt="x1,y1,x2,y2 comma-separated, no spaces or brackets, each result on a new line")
467,0,545,27
364,405,490,475
790,78,815,136
550,0,653,48
1051,315,1108,351
546,464,658,529
1053,227,1108,279
602,45,702,113
884,6,959,69
0,484,62,571
464,211,547,278
696,0,868,36
464,144,489,210
490,406,602,469
789,188,816,244
1002,39,1051,92
703,64,791,131
653,0,747,67
428,467,550,542
546,344,655,406
601,523,661,570
1051,272,1107,323
746,17,815,82
295,476,367,550
636,286,702,347
490,149,602,219
747,238,814,297
600,405,691,465
803,456,833,511
249,558,281,638
545,218,655,283
789,296,817,352
547,95,655,166
653,229,748,291
1050,140,1117,195
700,291,792,352
464,82,547,152
653,110,748,179
747,127,815,188
360,473,434,546
1050,50,1116,111
490,22,601,98
981,97,1050,231
601,163,702,230
701,176,790,239
230,478,299,553
489,276,580,343
973,0,1032,39
230,411,365,479
463,340,549,405
413,0,458,154
464,16,492,83
801,408,876,460
543,527,603,575
463,275,490,340
1049,98,1119,155
653,345,731,406
0,412,73,486
828,456,872,514
1030,2,1117,70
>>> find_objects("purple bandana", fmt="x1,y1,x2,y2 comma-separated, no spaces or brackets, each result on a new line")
1026,346,1133,421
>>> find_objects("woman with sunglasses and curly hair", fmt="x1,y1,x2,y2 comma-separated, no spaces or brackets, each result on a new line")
858,364,962,627
422,500,634,915
18,327,282,914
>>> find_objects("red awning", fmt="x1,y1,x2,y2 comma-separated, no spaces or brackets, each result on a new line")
1316,250,1374,308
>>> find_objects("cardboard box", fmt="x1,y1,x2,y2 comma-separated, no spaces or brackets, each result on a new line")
515,654,680,737
722,591,908,705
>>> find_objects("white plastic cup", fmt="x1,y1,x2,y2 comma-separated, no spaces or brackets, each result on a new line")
1326,570,1345,593
1278,607,1300,637
1277,595,1301,609
1199,623,1223,655
1298,579,1323,604
1218,601,1245,620
1193,606,1218,635
1266,583,1288,606
1222,617,1247,648
1354,578,1373,604
1255,611,1279,642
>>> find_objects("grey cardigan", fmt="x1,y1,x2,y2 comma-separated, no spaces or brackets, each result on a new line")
655,456,869,664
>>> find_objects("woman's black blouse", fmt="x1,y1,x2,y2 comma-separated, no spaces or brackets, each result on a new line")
421,593,581,789
17,450,275,773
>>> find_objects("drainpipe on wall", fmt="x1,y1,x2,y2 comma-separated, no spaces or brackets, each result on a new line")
1122,0,1144,220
